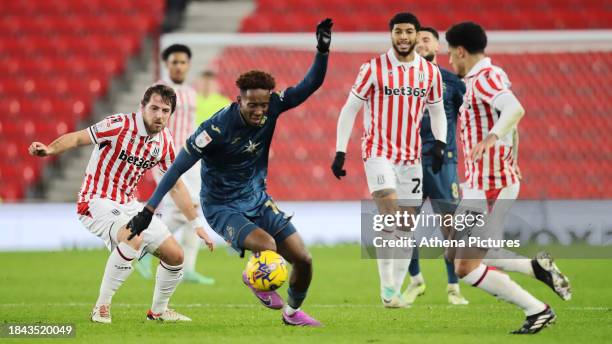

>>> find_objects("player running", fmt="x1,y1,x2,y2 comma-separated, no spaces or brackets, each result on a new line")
399,26,469,306
28,84,214,323
134,44,215,285
332,12,448,308
126,19,333,327
444,22,570,334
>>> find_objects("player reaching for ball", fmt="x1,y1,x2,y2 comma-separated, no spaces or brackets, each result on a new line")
28,84,214,324
126,18,333,327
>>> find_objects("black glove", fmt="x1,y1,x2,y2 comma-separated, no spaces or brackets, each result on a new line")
316,18,333,53
127,207,154,240
429,140,446,174
331,151,346,179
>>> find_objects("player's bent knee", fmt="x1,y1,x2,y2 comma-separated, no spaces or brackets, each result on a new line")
454,260,477,278
162,247,184,266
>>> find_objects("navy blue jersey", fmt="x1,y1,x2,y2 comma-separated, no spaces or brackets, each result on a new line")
183,53,328,209
421,67,465,165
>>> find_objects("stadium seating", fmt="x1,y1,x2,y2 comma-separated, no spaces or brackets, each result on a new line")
240,0,612,32
0,0,164,201
198,47,612,200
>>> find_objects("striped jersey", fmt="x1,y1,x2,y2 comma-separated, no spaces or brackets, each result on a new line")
157,79,197,151
351,49,443,164
459,57,518,190
78,112,175,205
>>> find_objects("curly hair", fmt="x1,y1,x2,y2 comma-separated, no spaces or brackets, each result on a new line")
235,70,276,92
161,44,192,61
141,84,177,114
445,22,487,54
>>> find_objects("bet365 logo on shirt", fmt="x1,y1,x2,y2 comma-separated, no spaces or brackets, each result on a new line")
384,85,427,97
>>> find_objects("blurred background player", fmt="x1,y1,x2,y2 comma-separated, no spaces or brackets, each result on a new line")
195,69,231,124
401,27,468,306
445,22,569,334
126,18,333,327
135,44,215,285
28,84,214,323
332,13,448,308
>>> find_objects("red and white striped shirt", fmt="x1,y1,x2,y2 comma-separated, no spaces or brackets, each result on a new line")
157,79,197,151
77,112,175,205
459,57,518,190
352,49,443,164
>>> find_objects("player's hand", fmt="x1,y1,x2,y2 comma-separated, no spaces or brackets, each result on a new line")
331,151,346,179
429,140,446,174
470,134,498,162
127,207,154,240
316,18,333,53
195,227,214,252
28,142,53,157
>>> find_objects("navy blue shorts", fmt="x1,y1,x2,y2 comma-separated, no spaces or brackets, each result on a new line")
204,198,297,253
422,162,460,214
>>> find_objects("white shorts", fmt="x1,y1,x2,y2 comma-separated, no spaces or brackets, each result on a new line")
455,182,520,241
364,157,423,207
78,198,171,253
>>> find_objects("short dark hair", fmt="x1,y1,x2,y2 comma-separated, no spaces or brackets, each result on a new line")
389,12,420,31
419,26,439,40
235,70,276,92
141,84,177,113
445,22,487,54
201,69,217,78
161,44,192,61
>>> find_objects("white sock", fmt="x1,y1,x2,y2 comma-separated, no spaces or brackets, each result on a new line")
284,304,299,316
392,229,413,292
181,228,200,273
411,272,425,286
151,261,184,314
462,264,546,316
96,242,137,306
483,249,534,277
376,230,395,292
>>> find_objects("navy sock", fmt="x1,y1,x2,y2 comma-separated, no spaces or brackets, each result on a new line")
408,247,420,276
445,258,458,284
287,287,307,309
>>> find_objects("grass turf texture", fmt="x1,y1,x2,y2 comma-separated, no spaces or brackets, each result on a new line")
1,244,611,343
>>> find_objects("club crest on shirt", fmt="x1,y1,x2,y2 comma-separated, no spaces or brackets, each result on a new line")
151,145,160,158
195,130,213,148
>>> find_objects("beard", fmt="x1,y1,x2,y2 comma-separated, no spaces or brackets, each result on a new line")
392,41,416,57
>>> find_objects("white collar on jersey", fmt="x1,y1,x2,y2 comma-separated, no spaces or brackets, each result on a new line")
387,48,421,68
135,112,161,141
465,57,492,78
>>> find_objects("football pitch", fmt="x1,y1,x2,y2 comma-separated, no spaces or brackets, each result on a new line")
1,244,610,343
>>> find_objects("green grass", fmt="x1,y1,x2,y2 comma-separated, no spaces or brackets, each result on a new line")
1,245,611,343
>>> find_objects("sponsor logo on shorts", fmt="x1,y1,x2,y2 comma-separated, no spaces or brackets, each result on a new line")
111,209,120,216
377,175,385,185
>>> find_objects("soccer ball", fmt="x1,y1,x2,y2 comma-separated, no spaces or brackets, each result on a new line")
245,250,289,291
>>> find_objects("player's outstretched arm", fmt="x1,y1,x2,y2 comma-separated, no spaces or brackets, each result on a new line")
279,18,332,112
127,148,199,239
28,129,92,157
